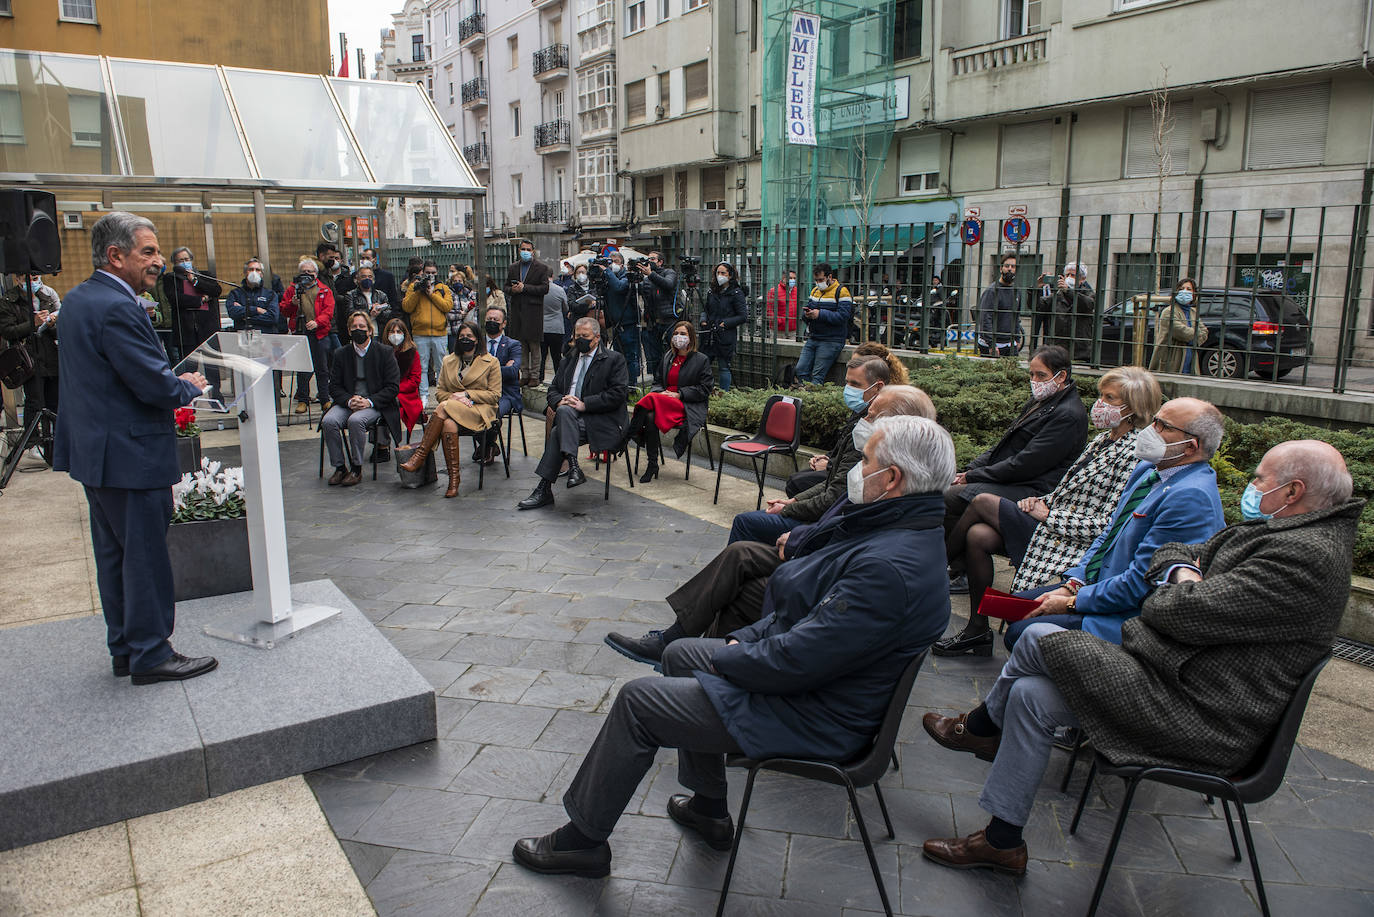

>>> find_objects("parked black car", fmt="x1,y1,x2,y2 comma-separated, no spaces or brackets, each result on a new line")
1098,287,1310,379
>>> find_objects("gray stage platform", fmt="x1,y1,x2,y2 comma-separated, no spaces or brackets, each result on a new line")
0,579,435,851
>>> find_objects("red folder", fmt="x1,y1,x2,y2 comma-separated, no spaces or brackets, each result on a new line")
976,588,1041,621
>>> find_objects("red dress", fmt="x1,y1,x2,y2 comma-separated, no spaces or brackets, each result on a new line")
635,354,688,431
395,347,424,431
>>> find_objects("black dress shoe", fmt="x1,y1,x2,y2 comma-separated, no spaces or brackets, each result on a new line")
518,481,555,510
948,574,969,594
932,629,994,657
566,463,587,489
112,655,130,677
667,795,735,851
512,832,611,878
131,652,218,685
604,631,665,669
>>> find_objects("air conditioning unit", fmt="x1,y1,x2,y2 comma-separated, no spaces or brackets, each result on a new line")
63,212,82,229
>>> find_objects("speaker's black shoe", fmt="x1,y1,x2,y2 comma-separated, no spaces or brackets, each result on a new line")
931,629,994,657
566,462,587,488
667,795,735,851
130,652,218,685
112,655,130,677
604,630,665,669
512,832,611,878
518,480,555,510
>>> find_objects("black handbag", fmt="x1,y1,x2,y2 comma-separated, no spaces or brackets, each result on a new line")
0,343,34,389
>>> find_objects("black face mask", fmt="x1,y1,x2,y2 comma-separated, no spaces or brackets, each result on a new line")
1001,270,1016,283
456,338,476,353
575,337,594,354
350,328,368,345
485,320,502,336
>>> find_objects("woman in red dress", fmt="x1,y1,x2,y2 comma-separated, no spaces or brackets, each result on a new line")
383,318,425,438
624,320,714,482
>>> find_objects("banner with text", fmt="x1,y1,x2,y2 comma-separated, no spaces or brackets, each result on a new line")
785,12,820,146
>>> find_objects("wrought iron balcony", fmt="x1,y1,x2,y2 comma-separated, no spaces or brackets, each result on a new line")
531,200,571,224
533,43,570,80
461,77,488,107
462,141,490,167
534,118,571,151
465,209,495,232
459,12,486,43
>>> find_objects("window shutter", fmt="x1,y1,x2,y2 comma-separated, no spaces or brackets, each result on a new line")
684,61,708,107
1124,100,1192,178
899,134,940,175
626,80,646,122
1000,120,1052,186
1247,83,1329,169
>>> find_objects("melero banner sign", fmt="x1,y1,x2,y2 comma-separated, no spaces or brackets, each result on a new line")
785,12,820,146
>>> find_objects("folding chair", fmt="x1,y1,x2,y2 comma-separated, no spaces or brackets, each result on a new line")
713,393,802,510
475,419,510,490
503,404,528,458
591,444,637,499
633,425,716,480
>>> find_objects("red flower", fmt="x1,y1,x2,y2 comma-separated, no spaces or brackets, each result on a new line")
175,407,196,431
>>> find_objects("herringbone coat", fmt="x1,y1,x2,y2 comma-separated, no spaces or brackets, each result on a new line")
1041,498,1363,773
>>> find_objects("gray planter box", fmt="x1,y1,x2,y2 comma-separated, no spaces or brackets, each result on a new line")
176,435,203,477
168,516,252,602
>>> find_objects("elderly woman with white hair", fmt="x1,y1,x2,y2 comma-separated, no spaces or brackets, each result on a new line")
280,257,336,413
1035,261,1096,361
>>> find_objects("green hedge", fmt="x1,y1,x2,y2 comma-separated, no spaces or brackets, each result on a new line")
707,356,1374,576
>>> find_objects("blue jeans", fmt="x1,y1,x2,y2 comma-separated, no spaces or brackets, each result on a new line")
727,510,798,546
710,355,734,391
795,338,844,384
413,334,448,402
1004,581,1083,651
615,325,641,383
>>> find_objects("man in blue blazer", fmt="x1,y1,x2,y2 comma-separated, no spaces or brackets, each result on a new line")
474,303,522,464
1002,396,1227,648
53,212,218,685
512,416,954,878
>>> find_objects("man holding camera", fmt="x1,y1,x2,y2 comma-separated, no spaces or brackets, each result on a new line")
596,251,640,383
505,240,552,388
401,260,454,404
636,251,679,376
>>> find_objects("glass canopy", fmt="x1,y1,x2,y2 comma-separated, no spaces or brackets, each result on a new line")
0,49,483,198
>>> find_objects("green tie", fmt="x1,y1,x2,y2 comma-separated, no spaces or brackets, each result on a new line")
1083,469,1161,584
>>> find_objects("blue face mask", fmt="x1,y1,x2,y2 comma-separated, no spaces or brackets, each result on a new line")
520,250,533,263
843,383,871,412
1240,481,1292,520
1175,290,1194,307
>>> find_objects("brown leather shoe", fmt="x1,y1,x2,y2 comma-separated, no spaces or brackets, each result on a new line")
327,466,347,486
341,470,362,486
440,430,462,497
922,712,1001,762
922,830,1027,876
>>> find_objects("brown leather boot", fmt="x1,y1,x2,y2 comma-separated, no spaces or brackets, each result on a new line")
400,413,445,472
441,430,462,497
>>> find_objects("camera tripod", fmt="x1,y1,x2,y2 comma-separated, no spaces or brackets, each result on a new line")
0,405,56,493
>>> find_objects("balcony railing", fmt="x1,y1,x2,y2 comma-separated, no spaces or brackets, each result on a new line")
533,43,569,78
459,12,486,43
461,77,488,106
465,209,495,232
532,200,571,224
951,31,1048,76
534,119,571,150
462,141,490,167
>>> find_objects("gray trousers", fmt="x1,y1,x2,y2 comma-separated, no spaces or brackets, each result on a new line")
979,622,1081,827
535,403,588,481
563,638,743,842
322,404,381,469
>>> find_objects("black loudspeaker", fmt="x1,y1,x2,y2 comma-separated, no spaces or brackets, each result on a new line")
0,189,62,275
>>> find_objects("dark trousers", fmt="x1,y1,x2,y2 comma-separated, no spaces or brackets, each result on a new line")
785,468,826,498
666,541,779,637
564,638,743,841
176,310,222,391
295,334,330,405
535,404,587,481
541,332,565,378
84,484,176,672
22,373,59,462
641,324,668,377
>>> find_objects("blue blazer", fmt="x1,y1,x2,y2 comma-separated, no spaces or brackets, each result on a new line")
53,272,202,490
1062,460,1225,643
489,335,522,409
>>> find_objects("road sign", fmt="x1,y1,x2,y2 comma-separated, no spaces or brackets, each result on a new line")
1008,204,1029,217
963,206,981,219
961,219,983,245
1003,217,1031,245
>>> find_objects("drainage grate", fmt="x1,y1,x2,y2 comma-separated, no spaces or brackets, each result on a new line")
1333,637,1374,669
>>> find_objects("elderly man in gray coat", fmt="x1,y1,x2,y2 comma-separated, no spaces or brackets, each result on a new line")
919,439,1361,876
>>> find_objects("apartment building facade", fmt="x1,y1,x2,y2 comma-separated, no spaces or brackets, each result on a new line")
379,0,440,243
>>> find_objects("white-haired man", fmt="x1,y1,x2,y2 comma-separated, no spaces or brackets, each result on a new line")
513,415,956,878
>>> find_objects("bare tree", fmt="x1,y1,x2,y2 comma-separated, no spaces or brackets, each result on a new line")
1150,67,1174,291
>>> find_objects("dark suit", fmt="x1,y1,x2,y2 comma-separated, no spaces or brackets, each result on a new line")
485,334,523,415
535,346,628,481
504,260,552,346
54,272,203,672
324,341,401,467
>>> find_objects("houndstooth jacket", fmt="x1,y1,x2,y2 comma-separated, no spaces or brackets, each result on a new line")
1010,429,1141,592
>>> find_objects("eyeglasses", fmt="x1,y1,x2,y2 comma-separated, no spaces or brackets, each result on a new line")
1152,417,1199,438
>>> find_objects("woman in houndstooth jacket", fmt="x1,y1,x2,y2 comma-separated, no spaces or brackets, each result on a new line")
935,366,1162,657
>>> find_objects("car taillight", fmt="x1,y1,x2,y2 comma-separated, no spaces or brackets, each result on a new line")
1251,320,1281,335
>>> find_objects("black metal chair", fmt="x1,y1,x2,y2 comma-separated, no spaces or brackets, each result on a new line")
715,650,928,917
1069,656,1330,917
503,404,528,458
590,444,637,500
474,418,510,490
713,393,802,510
633,425,716,480
317,413,382,481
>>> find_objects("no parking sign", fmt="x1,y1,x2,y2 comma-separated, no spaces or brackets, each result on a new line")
960,219,983,245
1003,217,1031,245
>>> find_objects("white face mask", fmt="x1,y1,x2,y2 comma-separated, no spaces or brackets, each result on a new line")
1133,424,1194,464
360,259,374,269
716,273,730,285
847,461,890,505
671,334,690,350
851,417,875,451
787,278,796,288
1030,372,1063,402
575,272,588,284
246,270,263,286
388,333,404,346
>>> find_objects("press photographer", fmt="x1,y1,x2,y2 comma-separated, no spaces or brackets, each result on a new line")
591,251,639,382
700,261,748,391
401,260,454,404
635,251,679,374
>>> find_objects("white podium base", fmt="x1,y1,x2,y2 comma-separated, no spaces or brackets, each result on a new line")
203,602,342,649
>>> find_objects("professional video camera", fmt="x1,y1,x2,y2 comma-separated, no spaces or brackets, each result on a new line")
624,256,650,284
679,255,701,288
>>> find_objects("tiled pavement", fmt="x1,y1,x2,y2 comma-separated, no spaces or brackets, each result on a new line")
257,437,1374,917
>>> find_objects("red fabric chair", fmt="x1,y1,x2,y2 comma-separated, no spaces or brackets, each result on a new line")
713,394,802,510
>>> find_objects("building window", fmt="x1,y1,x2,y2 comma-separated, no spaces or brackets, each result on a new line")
1003,0,1042,38
626,0,646,34
513,174,524,208
0,0,12,13
414,210,429,238
657,0,670,22
444,10,451,46
684,60,708,110
412,34,425,62
553,89,566,120
657,72,670,118
0,90,22,143
830,23,850,77
578,0,616,57
749,103,758,153
999,119,1052,187
577,62,617,136
511,102,522,137
578,0,615,30
898,133,940,195
894,0,921,61
675,170,688,208
1246,83,1329,170
68,94,103,147
645,175,664,216
685,0,706,9
578,142,619,218
60,0,96,21
1124,100,1193,178
625,79,646,124
449,79,455,104
701,166,726,209
508,35,519,70
1114,0,1171,10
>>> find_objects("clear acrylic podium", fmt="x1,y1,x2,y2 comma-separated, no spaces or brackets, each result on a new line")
174,331,342,647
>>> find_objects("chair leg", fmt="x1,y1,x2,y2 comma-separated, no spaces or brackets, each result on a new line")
604,452,612,500
624,448,635,488
477,427,487,491
755,454,769,511
872,782,895,840
714,767,760,917
1220,798,1241,861
845,779,895,917
1085,775,1142,917
890,750,900,773
1235,800,1270,917
1059,729,1083,794
713,448,725,504
499,426,510,479
517,412,527,455
318,427,325,477
1070,759,1098,834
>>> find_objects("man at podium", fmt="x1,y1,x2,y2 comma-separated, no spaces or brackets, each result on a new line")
53,212,219,685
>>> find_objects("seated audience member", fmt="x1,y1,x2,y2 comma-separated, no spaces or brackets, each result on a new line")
935,367,1161,657
517,317,628,511
344,266,394,333
322,311,401,486
513,416,956,878
853,340,910,385
474,304,522,464
623,320,714,484
224,258,279,331
399,320,500,498
605,385,938,667
281,258,334,413
920,440,1361,877
945,345,1087,591
1001,396,1227,650
383,318,423,443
